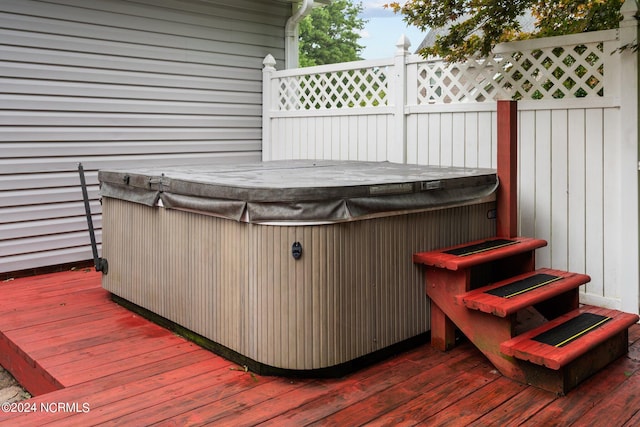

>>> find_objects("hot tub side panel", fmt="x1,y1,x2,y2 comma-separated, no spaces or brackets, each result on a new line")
102,198,249,355
102,197,496,371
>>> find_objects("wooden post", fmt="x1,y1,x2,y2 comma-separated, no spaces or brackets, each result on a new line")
497,100,518,238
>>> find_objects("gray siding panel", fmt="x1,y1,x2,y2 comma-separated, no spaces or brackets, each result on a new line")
0,0,289,273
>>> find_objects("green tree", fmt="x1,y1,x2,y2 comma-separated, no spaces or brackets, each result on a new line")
388,0,623,62
299,0,366,67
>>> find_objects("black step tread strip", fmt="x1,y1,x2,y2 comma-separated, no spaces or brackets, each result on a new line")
444,238,518,257
532,313,612,348
485,273,562,298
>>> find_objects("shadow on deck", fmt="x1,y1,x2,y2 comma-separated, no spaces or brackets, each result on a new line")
1,269,639,425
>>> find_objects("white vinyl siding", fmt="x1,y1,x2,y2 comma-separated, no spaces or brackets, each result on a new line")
0,0,290,274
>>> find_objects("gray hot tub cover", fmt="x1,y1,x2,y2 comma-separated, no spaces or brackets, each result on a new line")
99,160,497,223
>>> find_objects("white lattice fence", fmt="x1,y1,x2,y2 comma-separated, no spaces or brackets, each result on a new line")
416,57,504,103
498,43,604,99
414,30,616,104
269,30,618,111
275,63,391,110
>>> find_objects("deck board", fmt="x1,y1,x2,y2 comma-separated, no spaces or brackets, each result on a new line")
1,270,640,425
265,350,479,426
363,365,501,426
468,386,556,427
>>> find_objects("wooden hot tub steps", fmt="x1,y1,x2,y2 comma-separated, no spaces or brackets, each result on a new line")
414,236,640,394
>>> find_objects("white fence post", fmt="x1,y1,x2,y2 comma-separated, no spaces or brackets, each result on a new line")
617,0,639,313
262,54,277,161
389,35,410,163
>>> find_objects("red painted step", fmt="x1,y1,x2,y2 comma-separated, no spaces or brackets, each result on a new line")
459,268,590,317
413,236,547,271
501,305,639,370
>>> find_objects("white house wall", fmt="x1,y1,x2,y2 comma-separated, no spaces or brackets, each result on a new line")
0,0,290,274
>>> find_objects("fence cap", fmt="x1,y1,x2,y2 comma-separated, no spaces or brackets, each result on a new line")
396,34,411,54
263,54,276,70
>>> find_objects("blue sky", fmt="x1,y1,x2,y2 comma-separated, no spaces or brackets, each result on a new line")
358,0,426,60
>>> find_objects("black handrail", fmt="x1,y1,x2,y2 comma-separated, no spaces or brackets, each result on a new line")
78,163,108,274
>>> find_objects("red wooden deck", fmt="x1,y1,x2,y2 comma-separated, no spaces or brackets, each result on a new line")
1,270,640,425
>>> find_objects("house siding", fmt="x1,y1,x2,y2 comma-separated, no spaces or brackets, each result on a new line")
0,0,290,274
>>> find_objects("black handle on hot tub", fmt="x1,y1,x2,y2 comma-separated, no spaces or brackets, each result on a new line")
78,163,108,274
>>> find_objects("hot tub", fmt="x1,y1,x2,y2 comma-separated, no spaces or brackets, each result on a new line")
99,160,497,375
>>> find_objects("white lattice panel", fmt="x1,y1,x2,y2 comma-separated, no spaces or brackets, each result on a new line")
417,57,506,103
277,67,389,110
417,41,605,104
